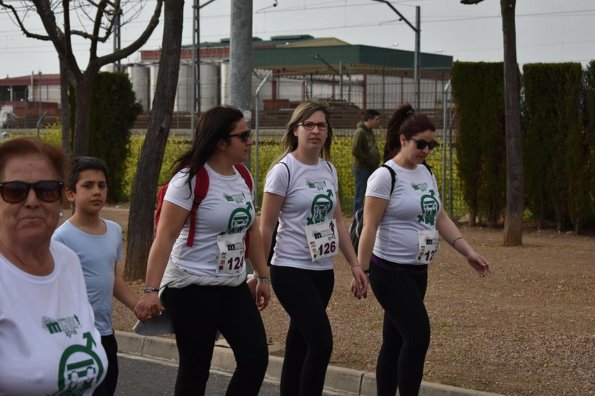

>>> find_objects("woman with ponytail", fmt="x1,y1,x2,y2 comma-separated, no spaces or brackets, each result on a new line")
355,103,491,396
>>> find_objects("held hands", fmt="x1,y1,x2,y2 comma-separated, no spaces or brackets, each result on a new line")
134,292,165,322
255,281,271,311
248,275,271,311
466,250,491,277
350,265,369,300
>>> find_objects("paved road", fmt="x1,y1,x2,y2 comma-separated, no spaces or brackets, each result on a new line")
116,354,281,395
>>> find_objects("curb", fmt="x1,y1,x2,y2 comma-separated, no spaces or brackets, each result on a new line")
115,331,502,396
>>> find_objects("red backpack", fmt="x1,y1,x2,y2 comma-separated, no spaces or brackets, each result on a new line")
154,163,253,247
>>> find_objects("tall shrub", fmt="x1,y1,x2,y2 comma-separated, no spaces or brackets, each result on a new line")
88,72,142,202
451,62,506,226
583,61,595,227
523,63,585,231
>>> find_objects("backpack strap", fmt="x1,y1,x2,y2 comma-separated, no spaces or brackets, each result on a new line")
186,167,209,247
234,163,253,192
381,164,397,195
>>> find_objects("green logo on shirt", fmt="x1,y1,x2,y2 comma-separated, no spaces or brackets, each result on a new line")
56,332,105,395
307,189,334,225
417,190,439,226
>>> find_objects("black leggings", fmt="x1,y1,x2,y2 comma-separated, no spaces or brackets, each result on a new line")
271,266,334,396
93,334,118,396
163,282,268,396
369,261,430,396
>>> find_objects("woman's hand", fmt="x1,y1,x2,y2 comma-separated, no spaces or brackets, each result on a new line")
255,281,271,311
350,265,369,299
466,250,491,277
134,292,164,321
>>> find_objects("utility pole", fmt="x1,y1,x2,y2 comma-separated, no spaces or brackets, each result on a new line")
372,0,420,109
191,0,218,133
113,12,121,72
229,0,253,166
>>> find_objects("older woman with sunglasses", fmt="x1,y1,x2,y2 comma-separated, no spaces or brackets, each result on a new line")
355,103,491,396
0,137,108,394
135,106,270,395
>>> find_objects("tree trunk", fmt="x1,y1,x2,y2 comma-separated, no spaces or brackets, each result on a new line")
124,0,185,281
501,0,524,246
72,72,97,157
59,57,71,155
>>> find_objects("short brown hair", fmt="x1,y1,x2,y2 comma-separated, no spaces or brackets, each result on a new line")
0,137,67,181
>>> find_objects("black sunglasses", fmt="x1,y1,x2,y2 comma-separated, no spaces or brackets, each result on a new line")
410,138,439,150
0,180,64,204
229,130,251,143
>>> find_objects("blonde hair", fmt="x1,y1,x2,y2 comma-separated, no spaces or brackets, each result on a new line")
275,100,333,163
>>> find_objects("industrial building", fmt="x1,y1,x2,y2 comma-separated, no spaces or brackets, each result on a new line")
1,35,452,129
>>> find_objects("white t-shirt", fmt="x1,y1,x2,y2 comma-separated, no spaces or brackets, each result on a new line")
366,160,441,265
264,153,339,271
0,241,108,395
52,219,122,336
165,163,255,279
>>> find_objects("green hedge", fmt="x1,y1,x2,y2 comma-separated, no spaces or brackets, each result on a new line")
451,62,506,226
523,63,588,232
121,133,461,215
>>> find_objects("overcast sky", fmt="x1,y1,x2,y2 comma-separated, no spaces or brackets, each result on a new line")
1,0,594,78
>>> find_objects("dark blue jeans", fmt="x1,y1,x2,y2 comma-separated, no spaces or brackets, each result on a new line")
353,167,374,214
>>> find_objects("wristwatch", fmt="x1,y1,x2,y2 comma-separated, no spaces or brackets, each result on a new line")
143,287,159,293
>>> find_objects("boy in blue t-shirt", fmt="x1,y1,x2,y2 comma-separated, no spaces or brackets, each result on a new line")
53,156,139,396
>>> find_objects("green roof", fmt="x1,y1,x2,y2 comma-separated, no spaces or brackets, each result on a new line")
253,44,452,74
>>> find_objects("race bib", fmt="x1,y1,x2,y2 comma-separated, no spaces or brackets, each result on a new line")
305,219,339,262
216,232,246,274
416,229,440,264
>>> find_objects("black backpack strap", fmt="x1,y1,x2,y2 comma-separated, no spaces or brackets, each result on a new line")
278,160,290,195
381,164,397,195
422,161,433,175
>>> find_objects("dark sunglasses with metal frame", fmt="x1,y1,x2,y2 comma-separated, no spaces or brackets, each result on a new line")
410,138,439,150
0,180,64,204
229,130,251,143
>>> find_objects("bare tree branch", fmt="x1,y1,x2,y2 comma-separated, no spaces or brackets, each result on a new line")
0,0,51,40
96,0,162,66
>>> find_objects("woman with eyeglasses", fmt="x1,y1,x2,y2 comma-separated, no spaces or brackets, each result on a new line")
260,100,368,396
135,106,270,395
356,103,491,396
0,137,108,394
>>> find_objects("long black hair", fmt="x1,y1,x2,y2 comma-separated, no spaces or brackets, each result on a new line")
172,106,244,188
384,103,436,161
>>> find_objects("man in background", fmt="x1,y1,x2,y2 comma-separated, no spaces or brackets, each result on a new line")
352,109,381,213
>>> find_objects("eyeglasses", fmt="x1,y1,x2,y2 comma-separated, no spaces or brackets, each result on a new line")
0,180,64,204
410,138,439,150
299,122,328,131
229,130,251,143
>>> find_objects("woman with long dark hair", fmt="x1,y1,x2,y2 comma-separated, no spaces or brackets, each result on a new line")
135,106,270,395
356,103,491,396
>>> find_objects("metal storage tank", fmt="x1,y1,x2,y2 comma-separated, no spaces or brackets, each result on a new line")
220,62,230,106
149,64,160,111
127,65,150,112
175,63,192,113
200,63,219,112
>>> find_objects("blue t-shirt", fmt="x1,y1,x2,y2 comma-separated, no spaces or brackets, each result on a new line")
52,218,122,336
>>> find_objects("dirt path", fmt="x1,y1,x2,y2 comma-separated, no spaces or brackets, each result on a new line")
104,207,595,395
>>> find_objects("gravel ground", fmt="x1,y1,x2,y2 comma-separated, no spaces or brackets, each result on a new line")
105,207,595,395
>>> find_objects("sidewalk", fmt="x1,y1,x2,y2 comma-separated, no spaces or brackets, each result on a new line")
116,331,502,396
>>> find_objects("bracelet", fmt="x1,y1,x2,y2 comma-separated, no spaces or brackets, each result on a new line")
451,236,464,248
256,277,271,284
143,287,159,294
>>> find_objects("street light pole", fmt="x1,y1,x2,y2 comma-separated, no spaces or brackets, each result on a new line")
372,0,421,109
192,0,218,133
